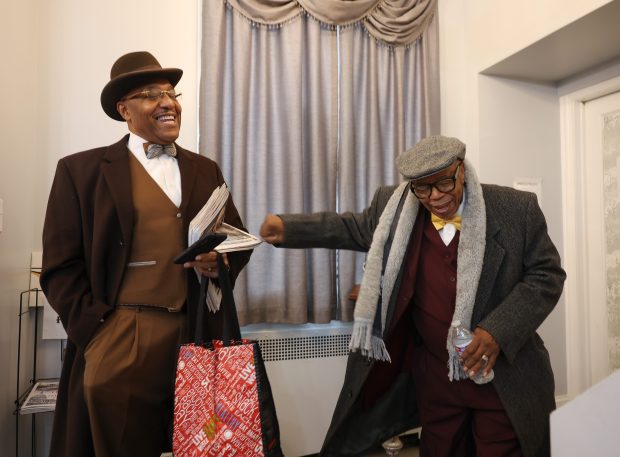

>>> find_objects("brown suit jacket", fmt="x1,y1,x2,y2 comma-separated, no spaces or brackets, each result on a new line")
41,135,251,457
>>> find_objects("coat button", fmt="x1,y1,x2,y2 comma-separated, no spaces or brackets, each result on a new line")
176,212,182,218
119,240,124,246
449,276,456,282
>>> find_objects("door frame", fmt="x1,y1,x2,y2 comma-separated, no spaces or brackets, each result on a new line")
560,74,620,398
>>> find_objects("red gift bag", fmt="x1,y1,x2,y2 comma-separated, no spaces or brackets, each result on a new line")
173,256,283,457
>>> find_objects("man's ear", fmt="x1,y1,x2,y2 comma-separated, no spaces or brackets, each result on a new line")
117,102,130,122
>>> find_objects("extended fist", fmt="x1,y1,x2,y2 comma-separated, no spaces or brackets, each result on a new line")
259,214,285,245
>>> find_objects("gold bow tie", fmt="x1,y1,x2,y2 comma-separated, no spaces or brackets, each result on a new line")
146,143,177,159
431,213,462,231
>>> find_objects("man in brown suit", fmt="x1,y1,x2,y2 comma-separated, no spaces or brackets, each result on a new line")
41,51,251,457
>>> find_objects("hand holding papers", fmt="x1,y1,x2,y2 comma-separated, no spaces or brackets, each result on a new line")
174,233,226,265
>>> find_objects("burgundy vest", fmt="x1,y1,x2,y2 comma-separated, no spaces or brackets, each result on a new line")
411,215,460,361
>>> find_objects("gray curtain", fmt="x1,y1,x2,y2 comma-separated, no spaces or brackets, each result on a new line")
200,0,439,324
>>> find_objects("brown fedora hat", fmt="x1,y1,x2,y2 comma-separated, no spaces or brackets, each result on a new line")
100,51,183,121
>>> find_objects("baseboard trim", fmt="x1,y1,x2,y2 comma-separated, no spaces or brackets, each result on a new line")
555,394,570,408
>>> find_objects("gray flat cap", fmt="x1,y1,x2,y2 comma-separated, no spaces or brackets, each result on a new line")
396,135,466,180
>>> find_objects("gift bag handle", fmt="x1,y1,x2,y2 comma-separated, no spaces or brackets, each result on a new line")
216,254,242,344
194,254,242,346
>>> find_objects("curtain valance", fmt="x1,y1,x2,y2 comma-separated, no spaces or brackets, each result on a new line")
225,0,437,46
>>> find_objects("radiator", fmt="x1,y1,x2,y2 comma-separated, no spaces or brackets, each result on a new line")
241,321,352,457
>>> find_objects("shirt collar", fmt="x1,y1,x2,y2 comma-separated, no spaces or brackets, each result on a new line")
127,132,148,157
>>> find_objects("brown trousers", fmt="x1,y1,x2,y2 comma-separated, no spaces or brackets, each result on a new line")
83,307,185,457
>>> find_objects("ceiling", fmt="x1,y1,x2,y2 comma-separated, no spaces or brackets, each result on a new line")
481,0,620,84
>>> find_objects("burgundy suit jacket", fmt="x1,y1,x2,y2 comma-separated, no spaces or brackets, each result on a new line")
41,135,251,456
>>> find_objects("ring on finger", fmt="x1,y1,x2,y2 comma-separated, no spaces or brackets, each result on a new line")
481,354,489,362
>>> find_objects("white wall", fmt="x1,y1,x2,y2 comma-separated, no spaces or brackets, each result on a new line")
440,0,612,159
0,0,200,454
477,76,567,394
2,0,46,453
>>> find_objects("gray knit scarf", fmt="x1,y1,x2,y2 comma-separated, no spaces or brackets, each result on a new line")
349,159,486,381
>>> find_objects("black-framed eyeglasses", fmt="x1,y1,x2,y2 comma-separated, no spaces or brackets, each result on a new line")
409,163,461,198
122,89,182,102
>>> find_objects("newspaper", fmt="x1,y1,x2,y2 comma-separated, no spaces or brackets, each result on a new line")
188,184,230,247
214,223,262,253
20,379,59,414
189,183,261,253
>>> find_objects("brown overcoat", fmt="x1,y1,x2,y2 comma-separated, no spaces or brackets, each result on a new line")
40,135,251,457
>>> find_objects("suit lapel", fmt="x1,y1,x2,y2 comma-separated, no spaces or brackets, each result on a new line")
101,135,134,244
472,210,504,325
176,146,198,229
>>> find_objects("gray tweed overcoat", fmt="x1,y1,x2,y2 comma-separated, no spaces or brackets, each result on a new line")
280,183,566,457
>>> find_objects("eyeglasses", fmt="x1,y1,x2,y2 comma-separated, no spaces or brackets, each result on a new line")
409,163,461,199
122,89,182,102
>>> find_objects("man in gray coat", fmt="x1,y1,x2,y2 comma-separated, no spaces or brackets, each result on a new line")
260,135,566,457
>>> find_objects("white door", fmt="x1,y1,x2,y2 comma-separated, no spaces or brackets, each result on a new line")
584,90,620,385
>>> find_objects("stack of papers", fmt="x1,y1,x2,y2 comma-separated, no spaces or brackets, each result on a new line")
188,183,261,253
214,223,262,253
188,184,230,247
20,379,59,414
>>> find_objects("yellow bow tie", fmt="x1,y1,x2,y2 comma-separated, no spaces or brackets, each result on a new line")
431,213,462,231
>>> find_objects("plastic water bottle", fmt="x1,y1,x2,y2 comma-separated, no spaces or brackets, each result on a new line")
452,320,473,355
451,320,494,384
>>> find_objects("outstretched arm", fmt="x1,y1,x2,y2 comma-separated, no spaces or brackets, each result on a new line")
259,185,399,252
